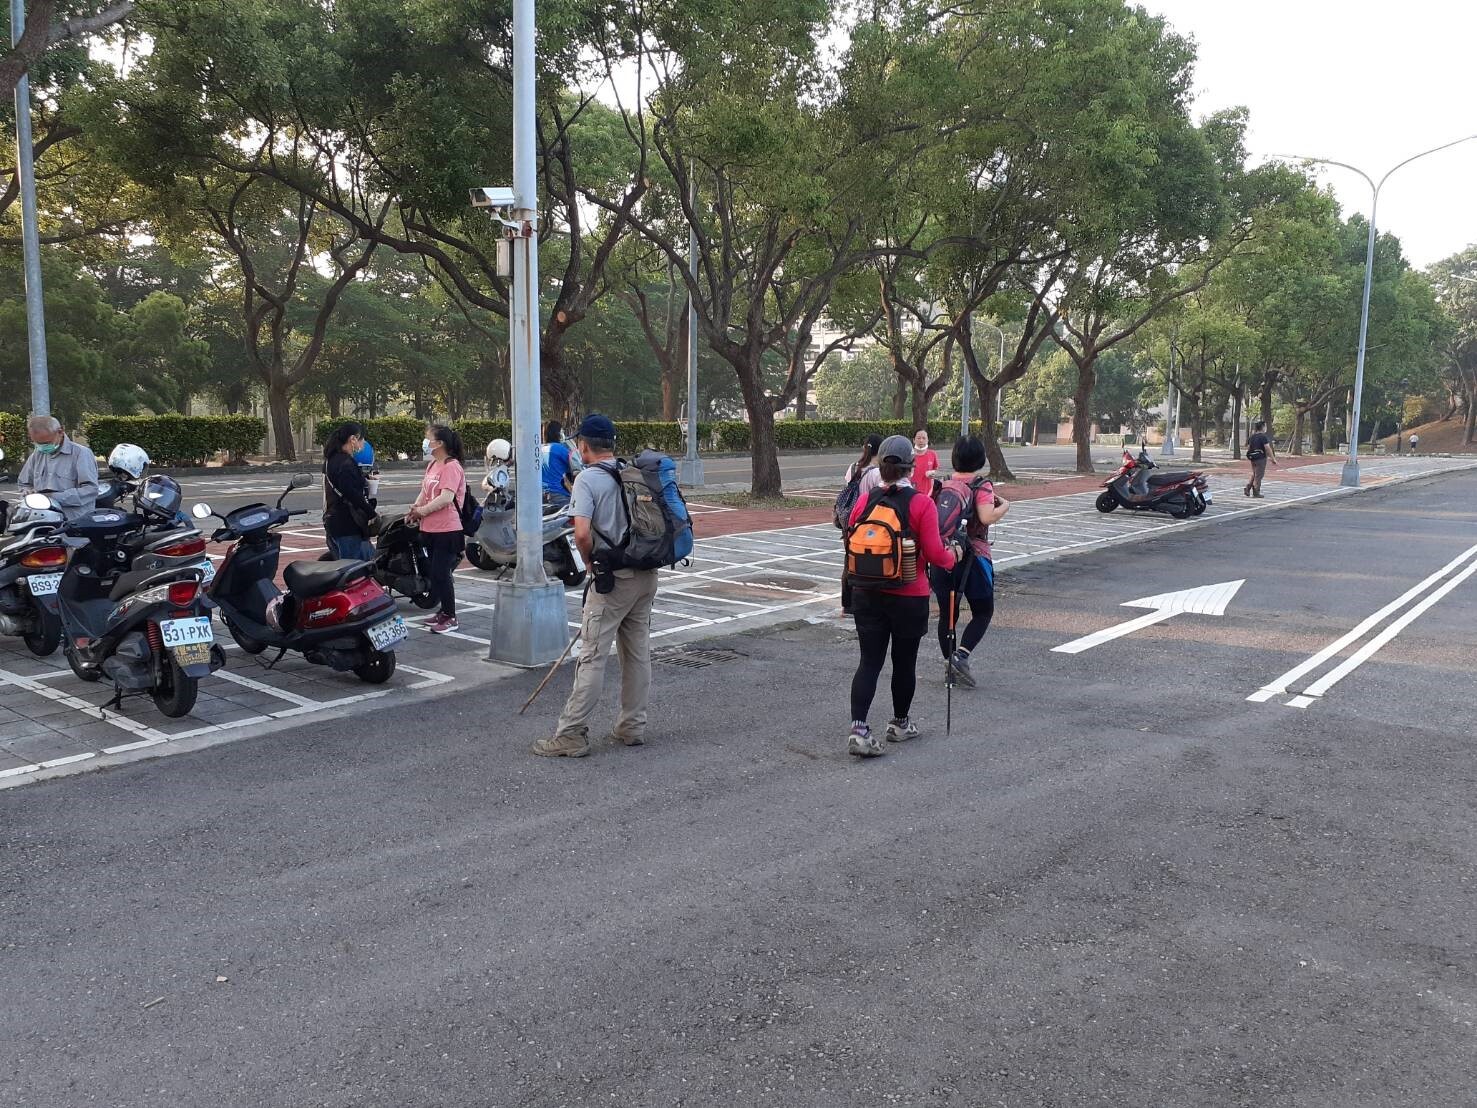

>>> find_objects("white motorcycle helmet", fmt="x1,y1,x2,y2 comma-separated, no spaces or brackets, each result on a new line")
107,442,150,480
486,438,513,464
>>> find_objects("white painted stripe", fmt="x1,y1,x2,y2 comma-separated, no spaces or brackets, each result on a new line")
1051,609,1179,654
1299,555,1477,700
212,669,322,707
1249,540,1477,701
1286,695,1316,709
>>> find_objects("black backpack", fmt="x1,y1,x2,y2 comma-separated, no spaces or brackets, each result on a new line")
833,466,868,529
456,473,479,535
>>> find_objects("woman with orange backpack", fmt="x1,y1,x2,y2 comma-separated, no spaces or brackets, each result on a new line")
842,435,959,757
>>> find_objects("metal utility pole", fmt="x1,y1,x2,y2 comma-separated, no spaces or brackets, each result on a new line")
1160,340,1176,457
487,0,566,667
678,164,703,487
1274,134,1477,486
11,0,49,416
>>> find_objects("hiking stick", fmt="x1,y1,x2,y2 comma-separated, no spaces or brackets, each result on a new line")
519,631,580,714
945,578,960,737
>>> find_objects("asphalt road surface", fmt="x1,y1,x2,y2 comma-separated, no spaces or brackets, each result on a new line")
5,468,1475,1106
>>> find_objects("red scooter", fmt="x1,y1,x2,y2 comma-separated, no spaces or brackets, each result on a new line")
194,474,406,683
1096,449,1210,518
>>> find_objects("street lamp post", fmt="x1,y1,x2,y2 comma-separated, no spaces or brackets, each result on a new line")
963,321,1005,439
10,0,50,416
483,0,567,667
678,164,703,487
1275,134,1477,487
1160,339,1177,457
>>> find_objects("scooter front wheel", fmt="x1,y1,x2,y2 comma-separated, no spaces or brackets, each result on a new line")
23,608,60,657
353,649,396,684
410,591,438,610
1095,491,1118,513
153,656,199,718
65,644,100,682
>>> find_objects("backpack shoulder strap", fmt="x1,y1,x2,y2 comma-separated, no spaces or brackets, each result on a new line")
589,460,631,550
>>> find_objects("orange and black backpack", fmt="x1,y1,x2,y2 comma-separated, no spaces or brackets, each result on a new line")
845,485,917,588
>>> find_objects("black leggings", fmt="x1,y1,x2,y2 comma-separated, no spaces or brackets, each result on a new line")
932,562,995,657
424,530,463,617
850,589,929,723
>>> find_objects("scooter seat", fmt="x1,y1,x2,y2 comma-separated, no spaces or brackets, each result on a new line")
283,558,372,598
1147,472,1194,485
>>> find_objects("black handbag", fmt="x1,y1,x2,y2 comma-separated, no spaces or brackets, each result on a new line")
324,472,382,537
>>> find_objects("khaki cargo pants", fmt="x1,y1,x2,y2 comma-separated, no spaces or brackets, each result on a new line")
554,570,660,743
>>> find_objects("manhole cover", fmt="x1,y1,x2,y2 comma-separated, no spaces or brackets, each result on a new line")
652,645,746,669
741,574,821,593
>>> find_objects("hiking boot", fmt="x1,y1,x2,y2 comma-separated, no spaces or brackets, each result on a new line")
531,733,591,758
847,723,884,758
428,614,459,634
949,651,977,688
608,731,645,747
885,717,920,743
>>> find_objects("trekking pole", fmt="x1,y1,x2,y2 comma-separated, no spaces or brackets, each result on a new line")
519,630,580,714
945,583,960,737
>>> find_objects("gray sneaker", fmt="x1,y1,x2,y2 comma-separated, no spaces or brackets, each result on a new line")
885,717,920,743
847,723,884,757
949,651,977,688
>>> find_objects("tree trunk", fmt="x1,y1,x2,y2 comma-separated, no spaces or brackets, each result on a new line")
734,357,783,497
660,312,685,421
891,374,907,420
1291,410,1305,456
1260,375,1275,426
1311,405,1326,455
795,376,808,421
1070,359,1096,474
1030,413,1039,446
541,342,580,422
910,380,928,432
978,379,1015,481
1189,398,1204,463
1466,386,1477,444
268,380,296,462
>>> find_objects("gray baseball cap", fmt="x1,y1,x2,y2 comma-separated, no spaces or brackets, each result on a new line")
878,434,915,464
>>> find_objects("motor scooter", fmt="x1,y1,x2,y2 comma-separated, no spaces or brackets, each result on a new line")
198,474,405,684
0,449,68,655
464,440,586,586
1096,449,1211,518
373,517,438,609
47,495,223,717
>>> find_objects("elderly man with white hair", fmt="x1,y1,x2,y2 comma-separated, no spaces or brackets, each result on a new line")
18,415,98,520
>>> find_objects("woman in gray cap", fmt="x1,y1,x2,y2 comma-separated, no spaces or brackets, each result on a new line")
841,434,959,756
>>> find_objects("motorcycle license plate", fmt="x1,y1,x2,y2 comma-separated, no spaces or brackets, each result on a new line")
172,642,212,668
367,616,407,651
196,558,216,584
26,573,62,596
159,616,214,648
1201,488,1213,504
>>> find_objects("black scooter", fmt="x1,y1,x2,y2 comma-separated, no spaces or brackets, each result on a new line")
52,499,223,717
373,518,438,609
198,474,405,684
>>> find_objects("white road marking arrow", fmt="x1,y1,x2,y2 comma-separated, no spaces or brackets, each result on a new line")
1052,580,1245,654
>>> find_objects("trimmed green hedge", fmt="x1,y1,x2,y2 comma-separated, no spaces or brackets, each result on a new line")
0,412,26,458
315,417,1001,459
84,414,268,466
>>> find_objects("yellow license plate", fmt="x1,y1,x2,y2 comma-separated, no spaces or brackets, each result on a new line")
172,642,212,668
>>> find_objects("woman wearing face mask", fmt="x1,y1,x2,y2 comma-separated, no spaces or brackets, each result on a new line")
407,425,468,634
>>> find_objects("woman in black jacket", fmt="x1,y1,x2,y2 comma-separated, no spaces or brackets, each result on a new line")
322,421,377,560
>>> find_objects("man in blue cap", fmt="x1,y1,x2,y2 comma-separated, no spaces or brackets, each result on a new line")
533,413,661,758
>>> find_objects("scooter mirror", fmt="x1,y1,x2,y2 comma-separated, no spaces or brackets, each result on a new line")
191,502,213,520
290,472,315,489
22,492,50,511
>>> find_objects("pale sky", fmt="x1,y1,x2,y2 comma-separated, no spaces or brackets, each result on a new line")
1144,0,1477,269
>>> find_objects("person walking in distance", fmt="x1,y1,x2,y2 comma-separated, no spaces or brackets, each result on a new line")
839,433,883,616
931,435,1008,688
1408,432,1420,455
407,424,467,634
533,414,660,759
844,435,958,757
912,429,940,500
1243,420,1276,498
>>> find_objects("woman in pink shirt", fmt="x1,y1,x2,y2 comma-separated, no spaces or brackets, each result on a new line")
844,435,958,757
407,424,467,634
930,435,1009,688
911,429,940,500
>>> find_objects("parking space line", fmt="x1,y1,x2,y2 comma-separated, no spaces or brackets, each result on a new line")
213,669,323,707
